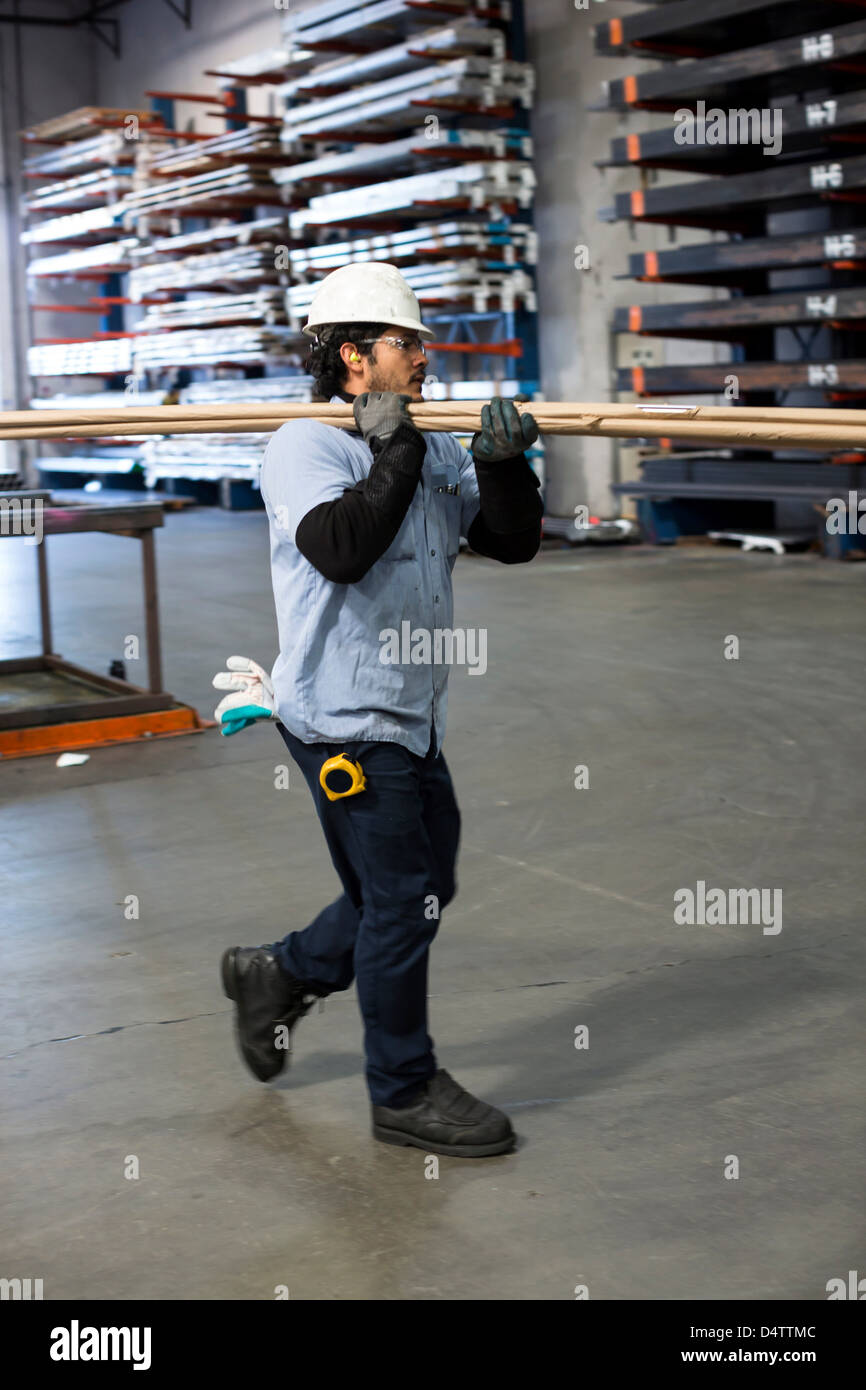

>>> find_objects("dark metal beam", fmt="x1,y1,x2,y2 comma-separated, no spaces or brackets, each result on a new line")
84,0,131,16
161,0,192,27
0,0,133,58
82,13,121,58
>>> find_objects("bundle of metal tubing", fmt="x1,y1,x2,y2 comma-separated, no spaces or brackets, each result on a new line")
4,402,866,450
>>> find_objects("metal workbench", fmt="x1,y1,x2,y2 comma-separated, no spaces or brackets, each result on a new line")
0,492,208,755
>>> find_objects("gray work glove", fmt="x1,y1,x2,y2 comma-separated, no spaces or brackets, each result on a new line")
470,397,539,464
353,391,419,447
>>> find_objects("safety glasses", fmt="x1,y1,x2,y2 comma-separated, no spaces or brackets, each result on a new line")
352,334,427,356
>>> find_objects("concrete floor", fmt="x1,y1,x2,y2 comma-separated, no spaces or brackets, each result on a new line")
2,512,864,1300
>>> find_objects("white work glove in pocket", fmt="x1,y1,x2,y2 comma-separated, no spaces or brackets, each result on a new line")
213,656,276,736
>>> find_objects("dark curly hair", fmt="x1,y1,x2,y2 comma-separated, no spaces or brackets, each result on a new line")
304,321,390,400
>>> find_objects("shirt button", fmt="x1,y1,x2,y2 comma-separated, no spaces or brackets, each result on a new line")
434,595,439,603
430,549,436,556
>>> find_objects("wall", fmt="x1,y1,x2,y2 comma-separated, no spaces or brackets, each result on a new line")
0,3,95,473
94,0,289,120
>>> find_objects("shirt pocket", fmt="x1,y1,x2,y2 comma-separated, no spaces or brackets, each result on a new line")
432,491,463,563
380,534,416,563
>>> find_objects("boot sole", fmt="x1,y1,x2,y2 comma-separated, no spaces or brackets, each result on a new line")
372,1123,516,1158
221,947,238,1002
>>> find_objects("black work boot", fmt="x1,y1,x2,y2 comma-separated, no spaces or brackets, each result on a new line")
221,946,320,1082
372,1069,516,1158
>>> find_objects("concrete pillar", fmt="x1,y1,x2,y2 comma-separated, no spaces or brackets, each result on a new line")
524,0,731,518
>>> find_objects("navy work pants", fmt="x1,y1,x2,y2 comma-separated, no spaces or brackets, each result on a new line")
272,723,461,1108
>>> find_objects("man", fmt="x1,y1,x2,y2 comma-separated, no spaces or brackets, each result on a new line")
217,261,543,1158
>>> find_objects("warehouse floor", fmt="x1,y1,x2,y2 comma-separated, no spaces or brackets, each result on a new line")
2,510,864,1301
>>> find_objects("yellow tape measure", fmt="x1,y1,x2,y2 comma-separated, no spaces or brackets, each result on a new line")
319,752,366,802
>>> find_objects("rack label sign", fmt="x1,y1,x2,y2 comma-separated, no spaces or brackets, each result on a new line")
810,163,844,189
825,233,856,258
806,294,838,318
802,34,835,62
806,100,838,127
808,364,839,386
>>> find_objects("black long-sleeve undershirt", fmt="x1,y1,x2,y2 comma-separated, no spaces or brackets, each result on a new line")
466,453,543,564
294,421,543,583
295,422,425,584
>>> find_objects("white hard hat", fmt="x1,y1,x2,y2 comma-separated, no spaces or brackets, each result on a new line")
303,261,434,340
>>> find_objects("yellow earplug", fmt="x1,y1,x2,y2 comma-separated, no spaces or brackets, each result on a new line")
349,351,361,362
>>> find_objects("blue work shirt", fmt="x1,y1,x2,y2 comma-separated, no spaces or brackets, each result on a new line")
260,396,482,756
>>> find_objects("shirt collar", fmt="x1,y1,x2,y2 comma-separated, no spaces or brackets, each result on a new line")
331,390,361,434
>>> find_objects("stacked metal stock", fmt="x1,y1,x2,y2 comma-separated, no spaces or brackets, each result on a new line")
140,376,316,486
274,6,536,337
135,289,289,332
128,244,286,299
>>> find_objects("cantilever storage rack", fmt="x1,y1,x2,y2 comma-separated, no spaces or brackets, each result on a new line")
593,0,866,557
19,0,541,507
